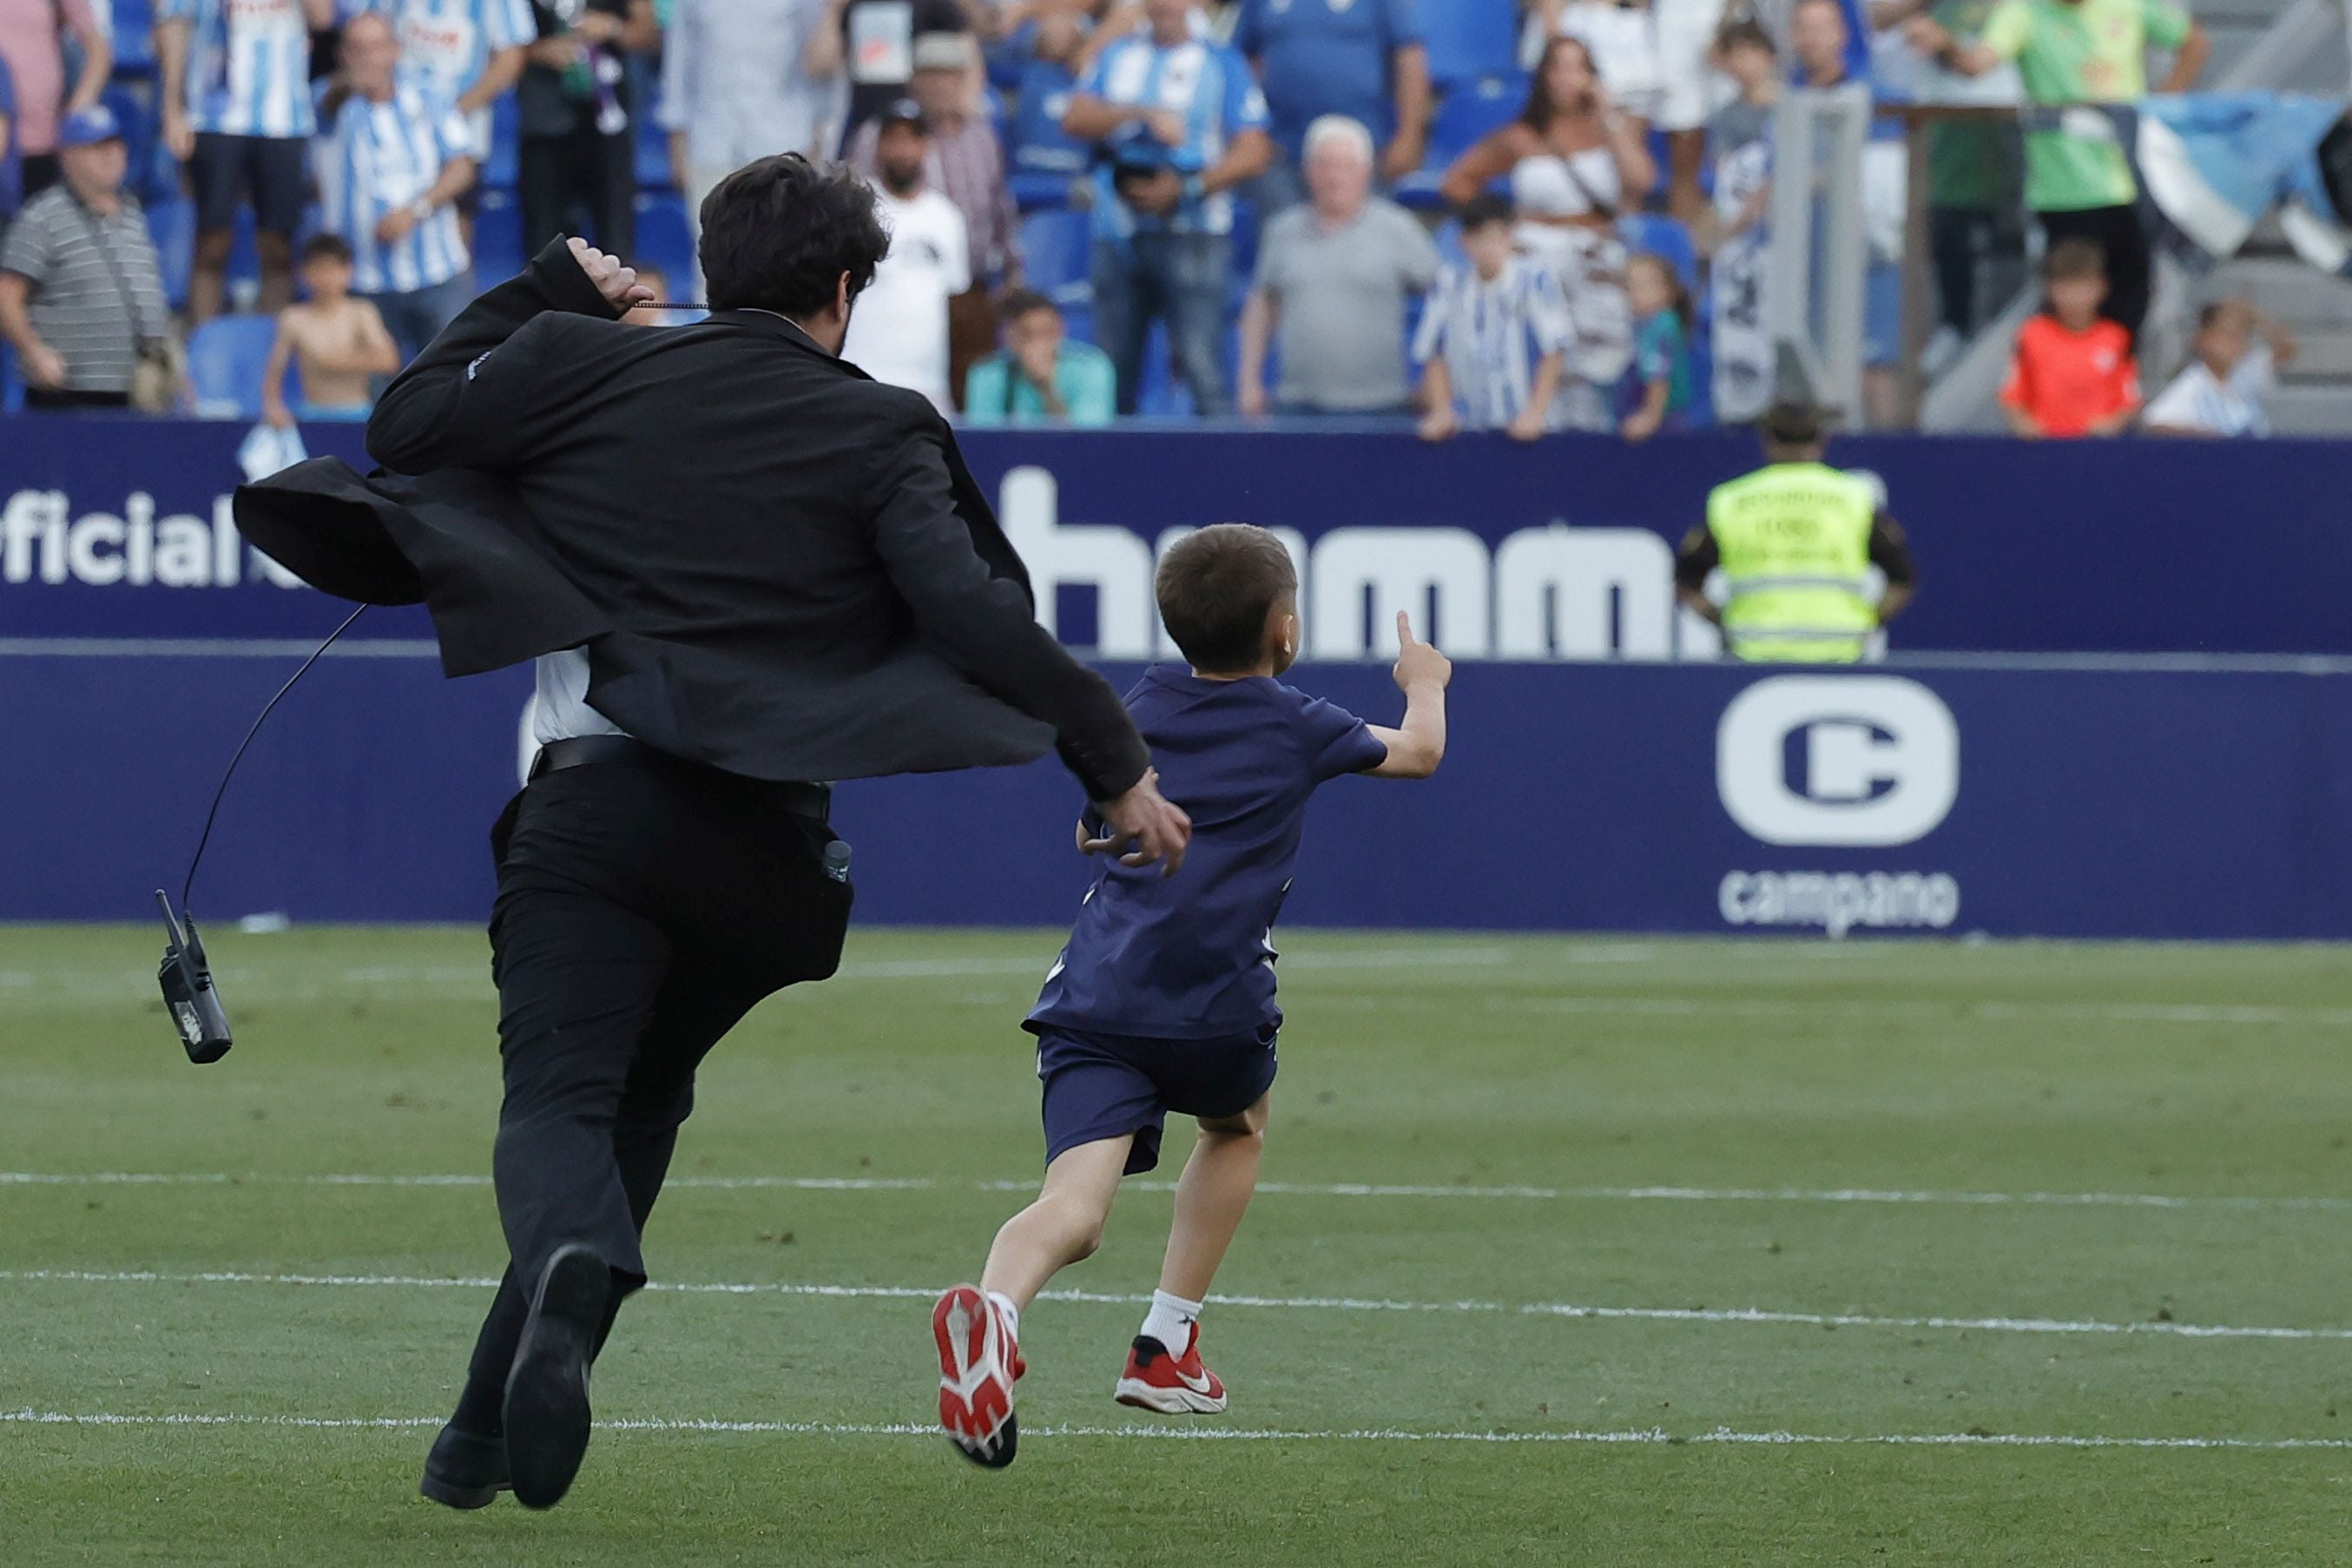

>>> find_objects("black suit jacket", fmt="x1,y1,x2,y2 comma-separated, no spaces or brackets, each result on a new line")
234,240,1149,800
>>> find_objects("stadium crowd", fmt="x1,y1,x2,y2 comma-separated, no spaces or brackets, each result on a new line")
0,0,2295,438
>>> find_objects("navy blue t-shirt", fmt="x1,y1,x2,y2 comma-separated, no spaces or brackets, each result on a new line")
1028,666,1390,1040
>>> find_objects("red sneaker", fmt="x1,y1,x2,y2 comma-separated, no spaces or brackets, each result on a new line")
934,1284,1024,1468
1113,1325,1228,1414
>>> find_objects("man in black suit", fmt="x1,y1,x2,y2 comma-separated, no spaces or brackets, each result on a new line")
240,154,1188,1512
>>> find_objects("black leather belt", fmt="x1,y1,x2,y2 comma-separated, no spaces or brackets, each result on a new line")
530,735,832,820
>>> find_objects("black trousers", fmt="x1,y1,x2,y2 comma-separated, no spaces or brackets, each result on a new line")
456,748,851,1407
2039,204,2151,344
518,124,637,260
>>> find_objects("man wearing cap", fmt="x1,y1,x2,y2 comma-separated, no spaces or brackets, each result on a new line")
1675,404,1919,663
842,96,972,414
847,28,1017,407
0,105,173,412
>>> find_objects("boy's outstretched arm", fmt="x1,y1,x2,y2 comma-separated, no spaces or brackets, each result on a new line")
1364,611,1452,779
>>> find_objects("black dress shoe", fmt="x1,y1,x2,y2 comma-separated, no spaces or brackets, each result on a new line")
418,1422,510,1510
503,1243,610,1511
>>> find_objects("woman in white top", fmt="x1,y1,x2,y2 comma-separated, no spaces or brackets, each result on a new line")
1440,37,1655,429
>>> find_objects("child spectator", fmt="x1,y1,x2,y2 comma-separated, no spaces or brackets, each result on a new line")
2000,237,2138,438
261,234,403,428
963,288,1117,425
1413,192,1571,442
2142,298,2296,438
1620,251,1693,441
932,525,1453,1468
1704,18,1776,425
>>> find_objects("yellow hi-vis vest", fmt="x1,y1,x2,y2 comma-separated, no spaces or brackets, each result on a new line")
1705,461,1880,662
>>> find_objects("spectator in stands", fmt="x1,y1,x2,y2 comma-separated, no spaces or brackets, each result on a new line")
1704,17,1776,425
1063,0,1271,416
1239,114,1437,418
0,0,109,205
850,30,1017,406
1004,6,1091,204
517,0,656,257
1908,0,2208,344
2000,237,2138,438
1441,37,1650,431
1231,0,1428,209
1529,0,1664,129
372,0,535,182
1789,0,1903,427
261,234,403,426
318,12,480,359
663,0,844,300
806,0,972,146
2143,298,2296,438
840,99,971,412
1620,252,1691,441
1413,192,1571,442
963,287,1116,424
159,0,337,323
0,106,173,412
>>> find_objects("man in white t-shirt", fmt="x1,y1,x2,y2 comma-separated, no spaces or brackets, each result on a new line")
2143,297,2296,438
841,97,970,413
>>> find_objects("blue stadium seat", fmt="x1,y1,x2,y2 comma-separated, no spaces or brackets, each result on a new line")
186,315,278,420
632,191,695,287
1396,73,1525,209
1618,213,1698,293
472,190,525,284
102,86,158,199
482,95,519,191
1008,170,1075,212
1424,2,1520,88
1019,208,1092,307
1,343,23,414
112,0,157,74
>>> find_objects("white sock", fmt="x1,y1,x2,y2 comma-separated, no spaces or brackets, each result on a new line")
985,1289,1021,1343
1139,1289,1202,1353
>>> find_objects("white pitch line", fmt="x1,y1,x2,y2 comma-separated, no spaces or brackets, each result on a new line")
3,1408,2344,1453
4,1268,2342,1343
1492,995,2352,1027
5,1169,2346,1211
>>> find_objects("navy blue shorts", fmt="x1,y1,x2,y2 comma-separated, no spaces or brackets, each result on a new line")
1035,1023,1278,1176
190,133,307,237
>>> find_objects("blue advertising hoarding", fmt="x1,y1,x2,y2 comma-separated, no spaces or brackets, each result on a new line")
4,418,2352,656
5,647,2349,939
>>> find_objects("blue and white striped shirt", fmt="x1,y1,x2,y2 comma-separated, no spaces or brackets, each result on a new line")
1412,256,1574,431
161,0,318,138
1078,35,1268,240
366,0,537,155
316,84,475,293
2142,349,2274,438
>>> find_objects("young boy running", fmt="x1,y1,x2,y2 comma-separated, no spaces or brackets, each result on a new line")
932,523,1453,1468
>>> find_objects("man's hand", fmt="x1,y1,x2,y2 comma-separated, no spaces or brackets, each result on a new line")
162,106,194,162
262,395,296,430
23,341,69,388
1013,335,1059,388
1418,403,1459,442
1143,109,1188,147
1084,768,1192,877
376,206,420,247
1378,131,1425,183
1238,379,1270,418
1505,405,1547,442
568,235,655,309
1392,610,1451,693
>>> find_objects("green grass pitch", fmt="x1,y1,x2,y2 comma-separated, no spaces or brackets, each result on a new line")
5,924,2352,1565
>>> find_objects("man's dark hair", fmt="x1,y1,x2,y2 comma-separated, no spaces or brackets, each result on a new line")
1459,192,1514,232
699,153,890,316
1716,17,1776,54
2045,237,2106,282
301,233,354,265
996,287,1060,326
1761,400,1828,448
1156,524,1298,673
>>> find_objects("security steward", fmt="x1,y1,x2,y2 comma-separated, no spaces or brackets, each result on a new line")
1675,402,1918,662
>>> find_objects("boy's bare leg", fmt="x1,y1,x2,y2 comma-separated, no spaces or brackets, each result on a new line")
980,1136,1132,1312
1157,1094,1270,1302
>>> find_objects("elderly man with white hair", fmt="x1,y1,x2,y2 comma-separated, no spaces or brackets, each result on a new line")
1240,114,1440,418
